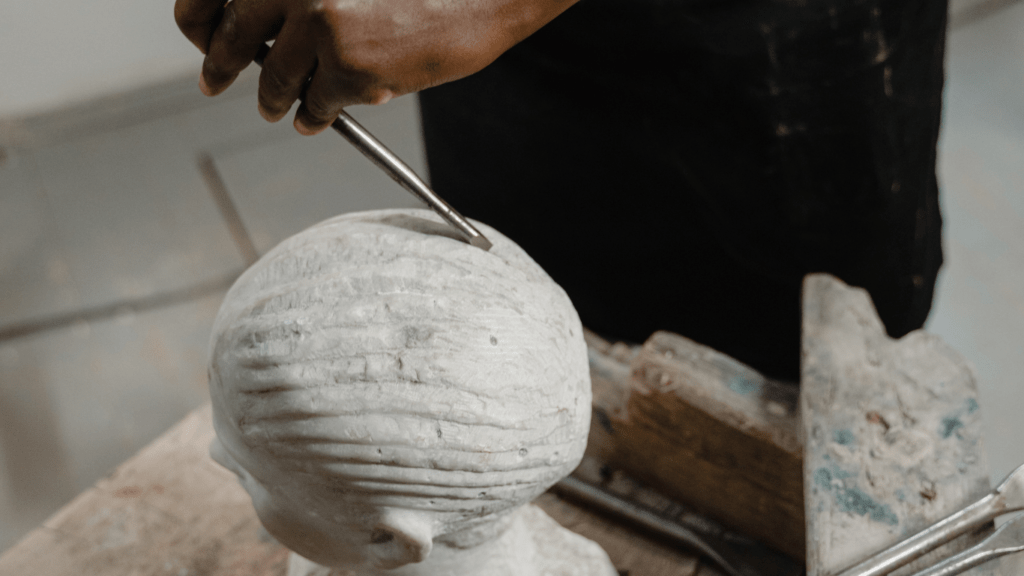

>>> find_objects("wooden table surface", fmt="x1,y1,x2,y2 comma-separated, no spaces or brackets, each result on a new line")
7,278,1017,576
0,403,712,576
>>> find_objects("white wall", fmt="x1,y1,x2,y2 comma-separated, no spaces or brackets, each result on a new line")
0,0,204,119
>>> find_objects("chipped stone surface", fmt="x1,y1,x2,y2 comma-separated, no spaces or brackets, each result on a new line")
801,274,1003,576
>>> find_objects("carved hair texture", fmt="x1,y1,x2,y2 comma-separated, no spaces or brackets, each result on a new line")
209,209,590,514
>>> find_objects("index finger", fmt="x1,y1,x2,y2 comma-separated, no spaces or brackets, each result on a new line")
174,0,227,53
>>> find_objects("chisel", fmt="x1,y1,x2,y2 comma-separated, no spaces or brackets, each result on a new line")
251,43,493,252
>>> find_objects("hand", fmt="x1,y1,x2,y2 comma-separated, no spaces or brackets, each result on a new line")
174,0,577,135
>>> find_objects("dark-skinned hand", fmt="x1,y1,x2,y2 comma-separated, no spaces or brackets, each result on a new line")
175,0,578,135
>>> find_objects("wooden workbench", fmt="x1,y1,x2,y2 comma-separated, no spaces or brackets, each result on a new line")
0,403,714,576
3,274,1017,576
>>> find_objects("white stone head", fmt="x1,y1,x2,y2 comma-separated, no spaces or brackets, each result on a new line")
207,209,591,573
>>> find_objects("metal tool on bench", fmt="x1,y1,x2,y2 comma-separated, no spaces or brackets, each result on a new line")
551,470,804,576
251,43,493,252
908,514,1024,576
836,462,1024,576
553,477,754,576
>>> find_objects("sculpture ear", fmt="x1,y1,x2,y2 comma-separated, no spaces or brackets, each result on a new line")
371,509,434,568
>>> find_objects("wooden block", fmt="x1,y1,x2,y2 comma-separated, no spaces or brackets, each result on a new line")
0,402,701,576
801,273,1002,576
584,330,805,559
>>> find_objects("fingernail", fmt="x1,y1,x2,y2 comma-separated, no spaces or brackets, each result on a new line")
294,117,318,136
258,104,275,122
199,75,213,96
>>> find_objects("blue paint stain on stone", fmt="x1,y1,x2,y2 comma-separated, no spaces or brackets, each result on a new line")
833,429,856,446
815,461,856,479
727,376,760,396
941,416,964,439
814,465,854,488
814,467,833,488
896,489,907,502
814,464,898,526
937,398,979,438
836,487,900,525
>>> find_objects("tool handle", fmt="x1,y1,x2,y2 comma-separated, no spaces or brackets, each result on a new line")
250,44,492,251
909,549,1003,576
551,477,753,576
907,513,1024,576
834,493,1002,576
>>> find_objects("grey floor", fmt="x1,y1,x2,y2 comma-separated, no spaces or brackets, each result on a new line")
1,0,1023,555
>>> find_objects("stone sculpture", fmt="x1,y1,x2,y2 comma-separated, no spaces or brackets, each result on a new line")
206,209,616,576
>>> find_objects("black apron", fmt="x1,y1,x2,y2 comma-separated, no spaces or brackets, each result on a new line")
419,0,947,380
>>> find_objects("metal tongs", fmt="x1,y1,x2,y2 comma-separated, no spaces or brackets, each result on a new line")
251,43,493,252
835,463,1024,576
